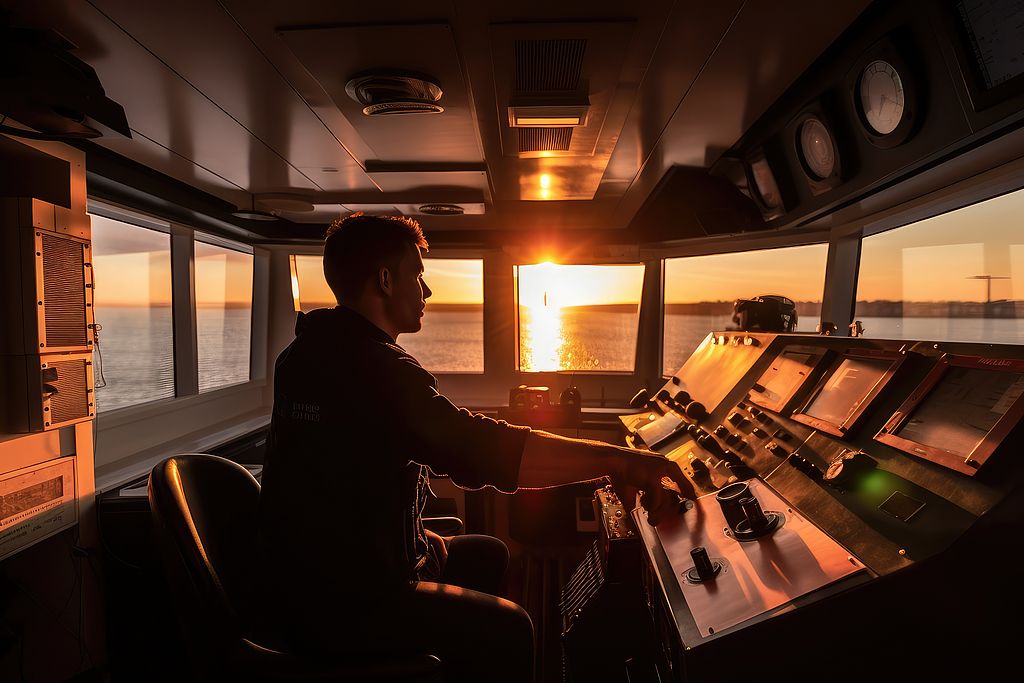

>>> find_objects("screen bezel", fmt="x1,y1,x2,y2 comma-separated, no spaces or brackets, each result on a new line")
945,0,1024,112
874,354,1024,475
747,345,832,414
792,349,906,437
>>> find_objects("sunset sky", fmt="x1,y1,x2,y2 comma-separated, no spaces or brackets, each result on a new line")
91,214,253,307
94,187,1024,309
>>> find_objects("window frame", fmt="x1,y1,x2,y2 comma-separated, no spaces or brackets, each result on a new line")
87,198,268,468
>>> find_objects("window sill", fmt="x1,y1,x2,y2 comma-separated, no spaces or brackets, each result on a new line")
96,379,267,430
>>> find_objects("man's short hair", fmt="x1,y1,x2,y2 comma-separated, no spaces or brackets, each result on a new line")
323,213,429,302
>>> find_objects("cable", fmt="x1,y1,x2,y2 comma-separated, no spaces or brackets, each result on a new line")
92,324,107,389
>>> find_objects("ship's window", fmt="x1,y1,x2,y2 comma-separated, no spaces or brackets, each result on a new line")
195,238,254,392
663,245,828,375
90,214,175,412
289,255,484,373
857,189,1024,344
515,263,645,373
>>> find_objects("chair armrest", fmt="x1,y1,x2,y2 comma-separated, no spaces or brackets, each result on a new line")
423,516,464,536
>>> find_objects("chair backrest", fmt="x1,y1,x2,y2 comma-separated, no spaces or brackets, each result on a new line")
148,454,272,658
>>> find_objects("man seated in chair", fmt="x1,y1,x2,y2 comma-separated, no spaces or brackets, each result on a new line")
259,213,693,682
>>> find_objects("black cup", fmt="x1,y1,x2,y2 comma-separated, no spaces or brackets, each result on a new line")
716,481,751,532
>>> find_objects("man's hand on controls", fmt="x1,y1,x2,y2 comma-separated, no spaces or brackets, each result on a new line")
615,452,695,526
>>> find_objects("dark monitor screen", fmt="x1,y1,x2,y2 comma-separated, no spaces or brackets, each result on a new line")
801,356,897,431
749,346,827,412
894,365,1024,457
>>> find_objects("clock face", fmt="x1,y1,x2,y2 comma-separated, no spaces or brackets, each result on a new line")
859,59,905,135
799,118,836,180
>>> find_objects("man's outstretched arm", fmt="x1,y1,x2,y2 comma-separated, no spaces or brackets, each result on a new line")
517,430,695,525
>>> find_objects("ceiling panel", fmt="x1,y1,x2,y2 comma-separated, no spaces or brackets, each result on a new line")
280,22,483,165
90,0,375,193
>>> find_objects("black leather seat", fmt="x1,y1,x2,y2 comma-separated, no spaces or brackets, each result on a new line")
147,453,443,682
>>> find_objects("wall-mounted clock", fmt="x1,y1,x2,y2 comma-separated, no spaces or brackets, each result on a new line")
792,109,843,195
850,37,920,148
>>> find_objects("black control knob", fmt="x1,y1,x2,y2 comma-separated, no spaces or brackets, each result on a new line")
696,433,724,457
824,451,877,491
687,423,704,437
726,411,744,426
725,432,743,447
751,427,769,439
787,454,823,480
713,425,730,438
685,401,708,422
773,428,791,442
739,496,770,534
628,388,650,409
765,442,788,458
690,546,719,582
657,389,671,403
671,376,681,385
748,407,763,419
673,389,692,405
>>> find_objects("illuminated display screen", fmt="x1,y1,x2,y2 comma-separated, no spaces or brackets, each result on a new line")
801,357,896,431
895,366,1024,456
956,0,1024,91
749,347,825,412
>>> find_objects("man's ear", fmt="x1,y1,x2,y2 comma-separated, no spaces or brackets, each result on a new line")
378,267,393,296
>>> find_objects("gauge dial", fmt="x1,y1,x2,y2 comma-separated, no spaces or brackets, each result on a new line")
859,60,905,135
798,118,836,180
749,157,782,210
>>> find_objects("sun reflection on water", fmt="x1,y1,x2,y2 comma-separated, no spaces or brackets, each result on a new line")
519,304,563,372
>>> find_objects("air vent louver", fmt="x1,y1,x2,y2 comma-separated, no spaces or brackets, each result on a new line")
518,127,573,153
41,233,88,348
515,39,587,92
47,358,90,426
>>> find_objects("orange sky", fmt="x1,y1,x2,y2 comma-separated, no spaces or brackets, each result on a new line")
858,189,1024,302
91,214,253,306
292,255,484,306
94,186,1024,308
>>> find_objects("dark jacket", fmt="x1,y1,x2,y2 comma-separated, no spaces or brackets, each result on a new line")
259,307,529,623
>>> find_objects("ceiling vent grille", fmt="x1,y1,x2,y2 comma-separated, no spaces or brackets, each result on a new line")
518,127,573,153
514,39,586,92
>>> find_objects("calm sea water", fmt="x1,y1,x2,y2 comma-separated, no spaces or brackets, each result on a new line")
94,306,251,412
93,307,1023,410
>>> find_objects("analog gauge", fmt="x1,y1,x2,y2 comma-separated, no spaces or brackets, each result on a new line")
749,157,782,210
859,60,905,135
798,117,836,180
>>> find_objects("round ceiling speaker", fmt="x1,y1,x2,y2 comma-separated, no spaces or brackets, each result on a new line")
230,195,279,221
418,203,465,216
345,72,444,116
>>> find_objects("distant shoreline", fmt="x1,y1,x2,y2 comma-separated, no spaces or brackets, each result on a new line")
96,300,1024,319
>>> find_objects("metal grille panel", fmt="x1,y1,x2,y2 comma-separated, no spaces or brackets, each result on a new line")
518,127,573,152
47,358,90,426
515,39,586,92
41,234,88,348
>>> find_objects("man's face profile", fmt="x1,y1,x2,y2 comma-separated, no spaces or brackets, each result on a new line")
386,244,432,337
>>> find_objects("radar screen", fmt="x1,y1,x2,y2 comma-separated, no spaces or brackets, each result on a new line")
876,354,1024,475
747,345,831,413
793,350,905,436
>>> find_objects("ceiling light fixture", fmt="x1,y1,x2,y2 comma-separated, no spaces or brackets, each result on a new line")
507,98,590,128
230,195,279,221
345,71,444,116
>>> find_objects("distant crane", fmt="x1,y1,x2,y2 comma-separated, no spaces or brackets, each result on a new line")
967,274,1010,304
